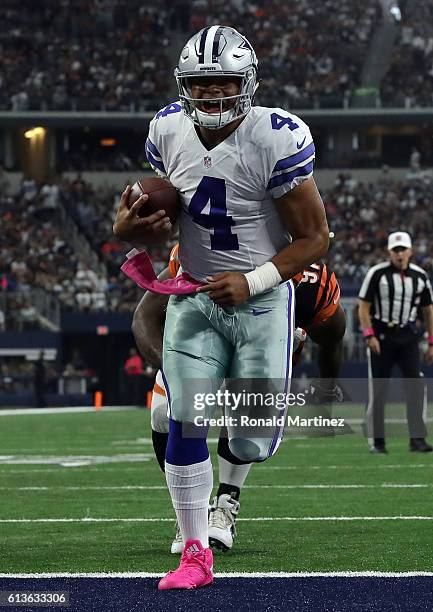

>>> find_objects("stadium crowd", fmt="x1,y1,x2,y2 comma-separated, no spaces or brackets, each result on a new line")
0,175,173,320
3,0,432,112
1,0,379,112
2,170,433,323
2,0,172,113
380,0,433,108
326,169,433,283
197,0,379,109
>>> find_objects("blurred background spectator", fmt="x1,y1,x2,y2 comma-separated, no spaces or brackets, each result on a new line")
1,0,432,407
0,0,381,112
380,0,433,108
3,170,433,313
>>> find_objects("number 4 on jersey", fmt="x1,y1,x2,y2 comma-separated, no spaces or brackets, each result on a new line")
271,112,299,131
189,177,239,251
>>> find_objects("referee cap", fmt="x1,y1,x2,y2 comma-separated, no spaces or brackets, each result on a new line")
387,231,412,250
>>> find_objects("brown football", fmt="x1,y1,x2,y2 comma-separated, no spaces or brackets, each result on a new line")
129,177,180,223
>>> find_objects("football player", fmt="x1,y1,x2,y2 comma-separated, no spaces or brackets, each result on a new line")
114,26,329,590
293,262,346,402
132,245,345,553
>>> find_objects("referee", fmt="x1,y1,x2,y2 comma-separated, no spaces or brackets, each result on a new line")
358,231,433,453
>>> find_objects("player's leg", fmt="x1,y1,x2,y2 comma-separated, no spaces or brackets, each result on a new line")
159,293,231,590
150,370,169,472
306,303,346,400
150,372,187,553
395,336,430,451
366,338,395,452
228,281,295,461
210,322,308,550
216,428,252,501
207,428,252,551
210,323,310,550
150,368,252,553
150,373,252,553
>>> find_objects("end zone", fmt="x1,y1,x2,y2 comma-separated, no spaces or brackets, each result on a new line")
0,574,432,612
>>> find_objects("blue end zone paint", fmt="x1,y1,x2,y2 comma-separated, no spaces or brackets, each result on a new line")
1,577,433,612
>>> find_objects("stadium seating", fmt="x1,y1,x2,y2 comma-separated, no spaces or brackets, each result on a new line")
2,0,171,112
3,0,431,109
326,170,433,284
380,0,433,107
1,0,432,402
2,170,432,326
197,0,380,109
0,177,174,317
1,0,379,111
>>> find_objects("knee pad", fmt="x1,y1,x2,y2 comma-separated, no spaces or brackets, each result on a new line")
218,434,252,465
229,438,264,462
151,403,169,433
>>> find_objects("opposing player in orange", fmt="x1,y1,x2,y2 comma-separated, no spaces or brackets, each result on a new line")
292,261,345,402
131,243,345,553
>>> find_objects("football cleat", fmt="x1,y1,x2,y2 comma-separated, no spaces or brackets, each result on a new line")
158,539,214,590
409,438,433,453
208,493,239,551
171,521,183,554
370,445,388,454
308,380,344,404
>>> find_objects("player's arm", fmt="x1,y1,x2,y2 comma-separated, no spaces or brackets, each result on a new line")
132,267,170,368
419,275,433,364
358,298,380,355
271,177,329,279
422,304,433,364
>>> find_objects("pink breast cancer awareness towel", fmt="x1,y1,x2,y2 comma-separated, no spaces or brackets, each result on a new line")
121,249,203,295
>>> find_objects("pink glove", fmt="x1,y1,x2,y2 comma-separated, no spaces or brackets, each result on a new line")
121,250,203,295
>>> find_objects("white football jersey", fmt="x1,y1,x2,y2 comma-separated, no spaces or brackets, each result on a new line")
146,102,315,281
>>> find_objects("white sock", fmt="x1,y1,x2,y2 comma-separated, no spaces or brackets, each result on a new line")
218,456,252,490
165,456,213,548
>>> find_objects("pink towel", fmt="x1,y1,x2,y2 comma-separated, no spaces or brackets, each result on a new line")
121,250,203,295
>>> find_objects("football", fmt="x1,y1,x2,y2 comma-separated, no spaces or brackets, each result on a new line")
129,177,180,223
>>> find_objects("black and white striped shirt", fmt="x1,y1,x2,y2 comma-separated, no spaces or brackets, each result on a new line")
359,262,433,326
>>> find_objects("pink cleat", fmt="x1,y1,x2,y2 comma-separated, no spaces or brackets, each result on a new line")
158,539,214,590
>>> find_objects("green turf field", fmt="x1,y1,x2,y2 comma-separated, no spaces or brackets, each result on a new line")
1,408,432,573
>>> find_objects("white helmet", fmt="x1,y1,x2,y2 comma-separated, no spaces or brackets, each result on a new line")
174,25,259,129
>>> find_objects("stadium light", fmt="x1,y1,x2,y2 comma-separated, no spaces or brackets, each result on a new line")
24,127,46,139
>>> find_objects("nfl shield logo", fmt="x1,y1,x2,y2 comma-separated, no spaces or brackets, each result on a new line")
203,156,212,168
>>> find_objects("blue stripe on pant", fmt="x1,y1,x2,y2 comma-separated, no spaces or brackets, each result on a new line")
267,281,295,457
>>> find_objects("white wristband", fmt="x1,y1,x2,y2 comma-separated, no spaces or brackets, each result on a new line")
244,262,283,297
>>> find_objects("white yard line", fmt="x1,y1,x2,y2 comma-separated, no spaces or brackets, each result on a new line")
0,406,140,416
1,516,433,524
1,571,433,578
264,464,433,470
0,464,432,474
0,483,430,491
0,454,153,466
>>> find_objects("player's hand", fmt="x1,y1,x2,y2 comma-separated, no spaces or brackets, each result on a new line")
197,272,250,306
425,345,433,365
366,336,381,355
113,185,172,243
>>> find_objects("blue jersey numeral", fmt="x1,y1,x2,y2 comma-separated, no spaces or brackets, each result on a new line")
189,177,239,251
271,112,299,131
156,103,182,119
